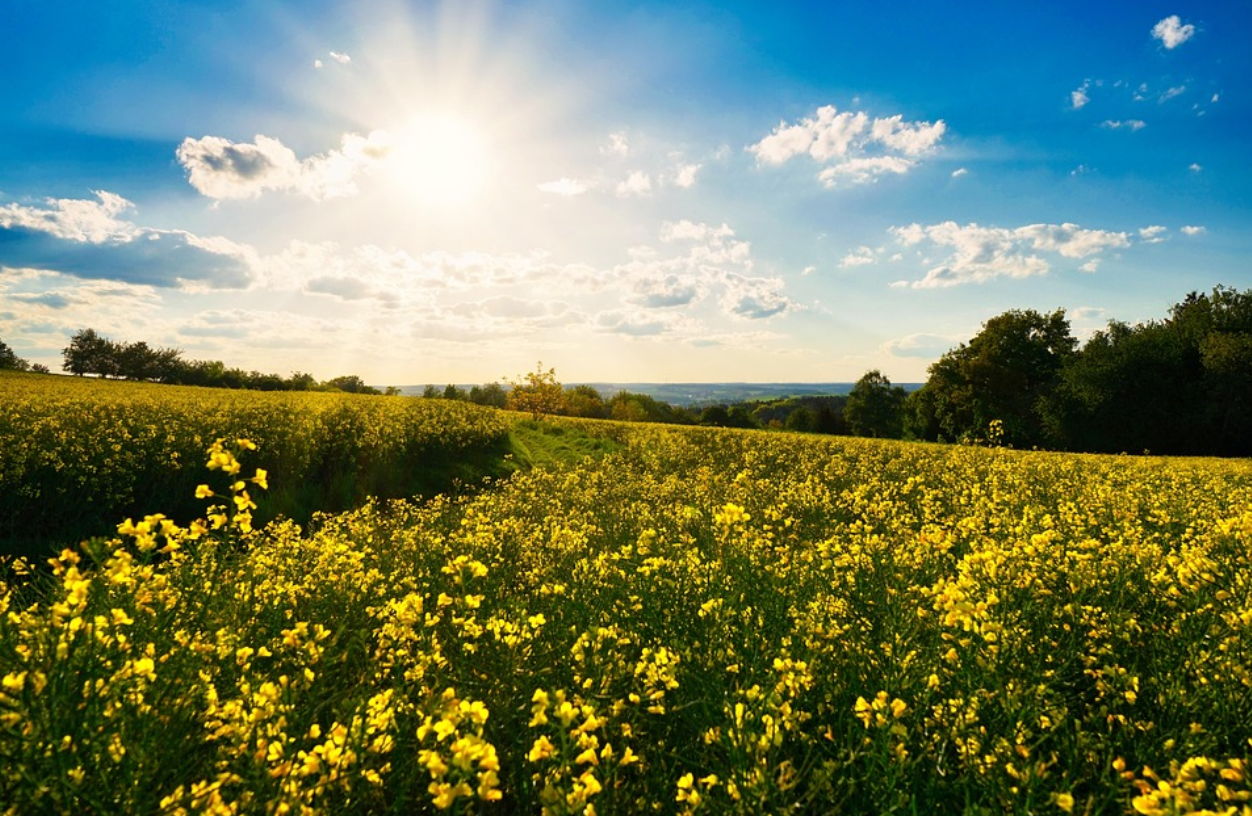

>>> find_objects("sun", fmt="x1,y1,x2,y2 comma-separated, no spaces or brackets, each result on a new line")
385,114,492,207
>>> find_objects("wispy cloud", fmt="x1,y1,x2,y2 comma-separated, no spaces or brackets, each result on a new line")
1101,119,1146,131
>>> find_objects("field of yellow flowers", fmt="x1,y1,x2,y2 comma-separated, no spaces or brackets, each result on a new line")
3,408,1252,814
0,371,510,552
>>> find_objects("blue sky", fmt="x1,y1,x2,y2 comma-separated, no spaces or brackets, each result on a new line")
2,0,1249,384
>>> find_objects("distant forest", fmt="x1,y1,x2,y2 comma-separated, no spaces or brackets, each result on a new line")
2,284,1248,457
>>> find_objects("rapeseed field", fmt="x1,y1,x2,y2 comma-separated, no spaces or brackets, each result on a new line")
2,402,1251,813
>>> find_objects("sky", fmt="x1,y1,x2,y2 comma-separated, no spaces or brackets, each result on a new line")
2,0,1250,385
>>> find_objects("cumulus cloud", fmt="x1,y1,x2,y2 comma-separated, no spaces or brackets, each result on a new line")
0,191,252,288
1152,15,1195,49
672,163,701,188
329,50,352,64
748,104,944,187
890,221,1134,288
1181,225,1206,236
951,167,968,178
1159,85,1186,103
615,171,653,197
1139,225,1168,243
1190,163,1203,172
1102,119,1147,131
537,178,591,196
176,130,391,201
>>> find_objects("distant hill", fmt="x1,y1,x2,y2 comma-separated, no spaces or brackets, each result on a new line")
393,382,923,407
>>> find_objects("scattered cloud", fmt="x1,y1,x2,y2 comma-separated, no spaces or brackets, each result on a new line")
890,221,1134,288
0,191,252,288
176,130,391,201
951,167,968,178
329,50,352,64
748,104,945,188
615,171,653,197
1190,163,1203,172
1151,15,1195,49
839,246,877,268
1159,85,1186,103
1101,119,1146,131
537,178,591,196
672,163,701,188
1139,225,1168,243
1071,81,1091,110
1181,225,1206,236
601,132,630,157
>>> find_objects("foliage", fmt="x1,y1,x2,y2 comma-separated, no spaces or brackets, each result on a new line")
907,309,1076,448
505,363,567,420
844,370,907,438
3,424,1252,814
0,339,32,372
0,371,510,553
1042,286,1252,456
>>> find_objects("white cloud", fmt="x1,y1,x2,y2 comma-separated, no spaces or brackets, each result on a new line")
1159,85,1186,103
537,178,591,196
1071,81,1091,110
1079,260,1100,273
176,131,391,201
1102,119,1146,131
890,221,1134,288
1190,163,1203,172
672,163,701,188
1181,225,1206,236
839,246,877,268
748,104,944,187
818,156,915,188
601,131,630,157
1138,225,1168,243
329,50,352,64
660,220,735,243
615,171,653,197
951,167,968,178
314,59,324,69
0,189,132,242
801,265,817,276
1152,15,1195,49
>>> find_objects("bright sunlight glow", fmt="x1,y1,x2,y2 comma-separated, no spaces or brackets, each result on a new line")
385,114,492,207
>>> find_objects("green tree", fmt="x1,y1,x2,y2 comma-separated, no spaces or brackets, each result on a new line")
469,382,508,408
844,370,906,438
443,384,467,401
326,375,381,395
564,385,607,418
506,363,566,420
910,309,1076,447
0,338,31,371
62,328,119,377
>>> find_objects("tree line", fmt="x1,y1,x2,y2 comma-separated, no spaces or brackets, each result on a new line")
904,285,1252,457
57,328,393,395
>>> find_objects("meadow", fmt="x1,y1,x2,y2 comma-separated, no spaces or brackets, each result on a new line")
2,375,1251,814
0,371,512,555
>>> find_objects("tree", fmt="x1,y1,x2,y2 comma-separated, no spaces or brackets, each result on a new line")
784,406,817,433
469,382,508,408
0,338,31,371
443,384,467,401
910,309,1076,447
62,328,120,377
326,375,380,395
506,363,566,420
421,385,441,399
844,370,906,438
564,385,607,418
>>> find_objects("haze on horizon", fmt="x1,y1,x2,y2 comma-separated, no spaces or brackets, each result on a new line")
1,0,1249,385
